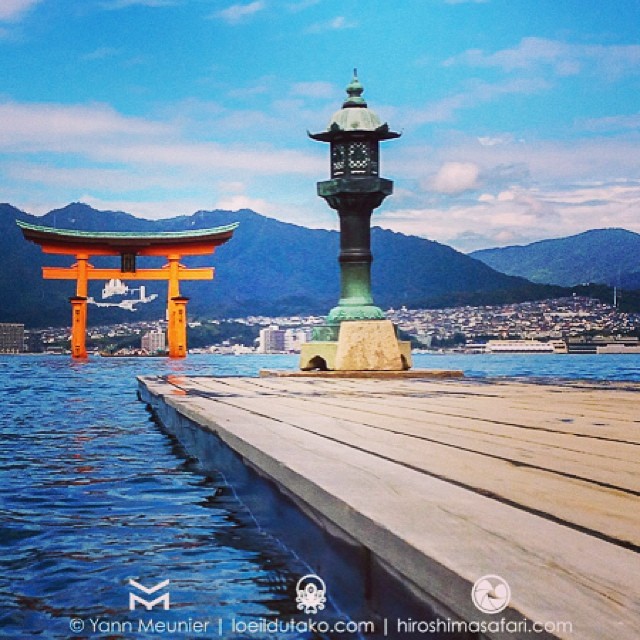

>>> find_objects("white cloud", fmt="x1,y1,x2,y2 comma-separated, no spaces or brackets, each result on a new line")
306,15,357,33
226,77,273,99
379,129,640,250
101,0,177,9
578,113,640,133
94,140,321,175
290,81,336,99
7,164,132,190
214,194,276,214
0,99,325,226
0,101,170,150
287,0,320,11
215,1,266,24
78,195,211,220
4,95,640,247
390,134,640,192
445,37,640,79
216,180,247,193
430,162,479,193
0,0,41,21
377,179,640,252
73,190,335,229
477,135,513,147
403,77,550,125
82,47,122,61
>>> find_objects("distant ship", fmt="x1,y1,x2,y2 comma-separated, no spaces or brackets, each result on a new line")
567,336,640,354
466,340,567,354
99,348,167,358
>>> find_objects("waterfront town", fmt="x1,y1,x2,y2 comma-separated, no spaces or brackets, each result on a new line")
2,295,639,356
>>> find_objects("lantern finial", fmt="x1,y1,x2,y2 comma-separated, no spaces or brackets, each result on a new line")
343,69,366,108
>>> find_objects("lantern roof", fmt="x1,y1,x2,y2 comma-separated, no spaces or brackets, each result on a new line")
309,70,400,142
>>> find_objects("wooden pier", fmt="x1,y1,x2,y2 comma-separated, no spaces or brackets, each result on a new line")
138,374,640,640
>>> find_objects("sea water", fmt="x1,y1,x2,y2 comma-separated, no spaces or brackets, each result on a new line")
1,352,638,639
0,354,312,639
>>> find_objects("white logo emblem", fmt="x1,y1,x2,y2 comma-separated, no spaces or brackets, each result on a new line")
471,575,511,614
295,574,327,615
128,579,170,611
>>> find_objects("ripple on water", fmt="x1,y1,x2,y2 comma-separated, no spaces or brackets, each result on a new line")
0,355,324,640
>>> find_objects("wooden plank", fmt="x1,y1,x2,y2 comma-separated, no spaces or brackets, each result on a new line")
189,377,287,396
242,376,640,428
272,398,640,484
223,375,373,395
389,379,640,419
422,395,640,429
193,377,640,443
360,391,640,442
204,393,638,546
299,394,640,469
395,383,640,425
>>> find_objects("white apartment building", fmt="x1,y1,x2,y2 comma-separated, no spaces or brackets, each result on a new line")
141,330,166,354
258,326,310,353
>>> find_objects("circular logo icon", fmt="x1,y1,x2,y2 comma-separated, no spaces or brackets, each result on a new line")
295,574,327,615
471,575,511,614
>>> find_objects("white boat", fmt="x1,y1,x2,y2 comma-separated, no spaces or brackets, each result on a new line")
482,340,567,354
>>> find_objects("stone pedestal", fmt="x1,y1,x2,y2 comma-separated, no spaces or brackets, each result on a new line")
300,320,411,371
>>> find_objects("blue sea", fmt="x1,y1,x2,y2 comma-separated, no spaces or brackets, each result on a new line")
1,352,639,639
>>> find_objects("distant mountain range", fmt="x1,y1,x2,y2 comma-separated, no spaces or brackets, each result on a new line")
1,202,635,328
471,229,640,289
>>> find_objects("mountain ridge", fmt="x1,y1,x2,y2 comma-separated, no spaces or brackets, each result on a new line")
471,228,640,288
1,202,630,327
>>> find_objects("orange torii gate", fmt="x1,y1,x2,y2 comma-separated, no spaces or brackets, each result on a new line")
18,220,238,359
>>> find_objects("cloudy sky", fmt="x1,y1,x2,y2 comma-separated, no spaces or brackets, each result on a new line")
1,0,639,251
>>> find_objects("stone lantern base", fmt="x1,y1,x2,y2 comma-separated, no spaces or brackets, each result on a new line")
299,320,412,372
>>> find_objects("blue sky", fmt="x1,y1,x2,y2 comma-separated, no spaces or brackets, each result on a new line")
1,0,639,251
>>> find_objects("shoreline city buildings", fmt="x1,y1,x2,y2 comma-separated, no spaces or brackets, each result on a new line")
7,296,640,356
0,323,25,353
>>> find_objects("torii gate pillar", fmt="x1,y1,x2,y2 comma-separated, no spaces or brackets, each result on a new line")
169,296,189,359
70,296,88,359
